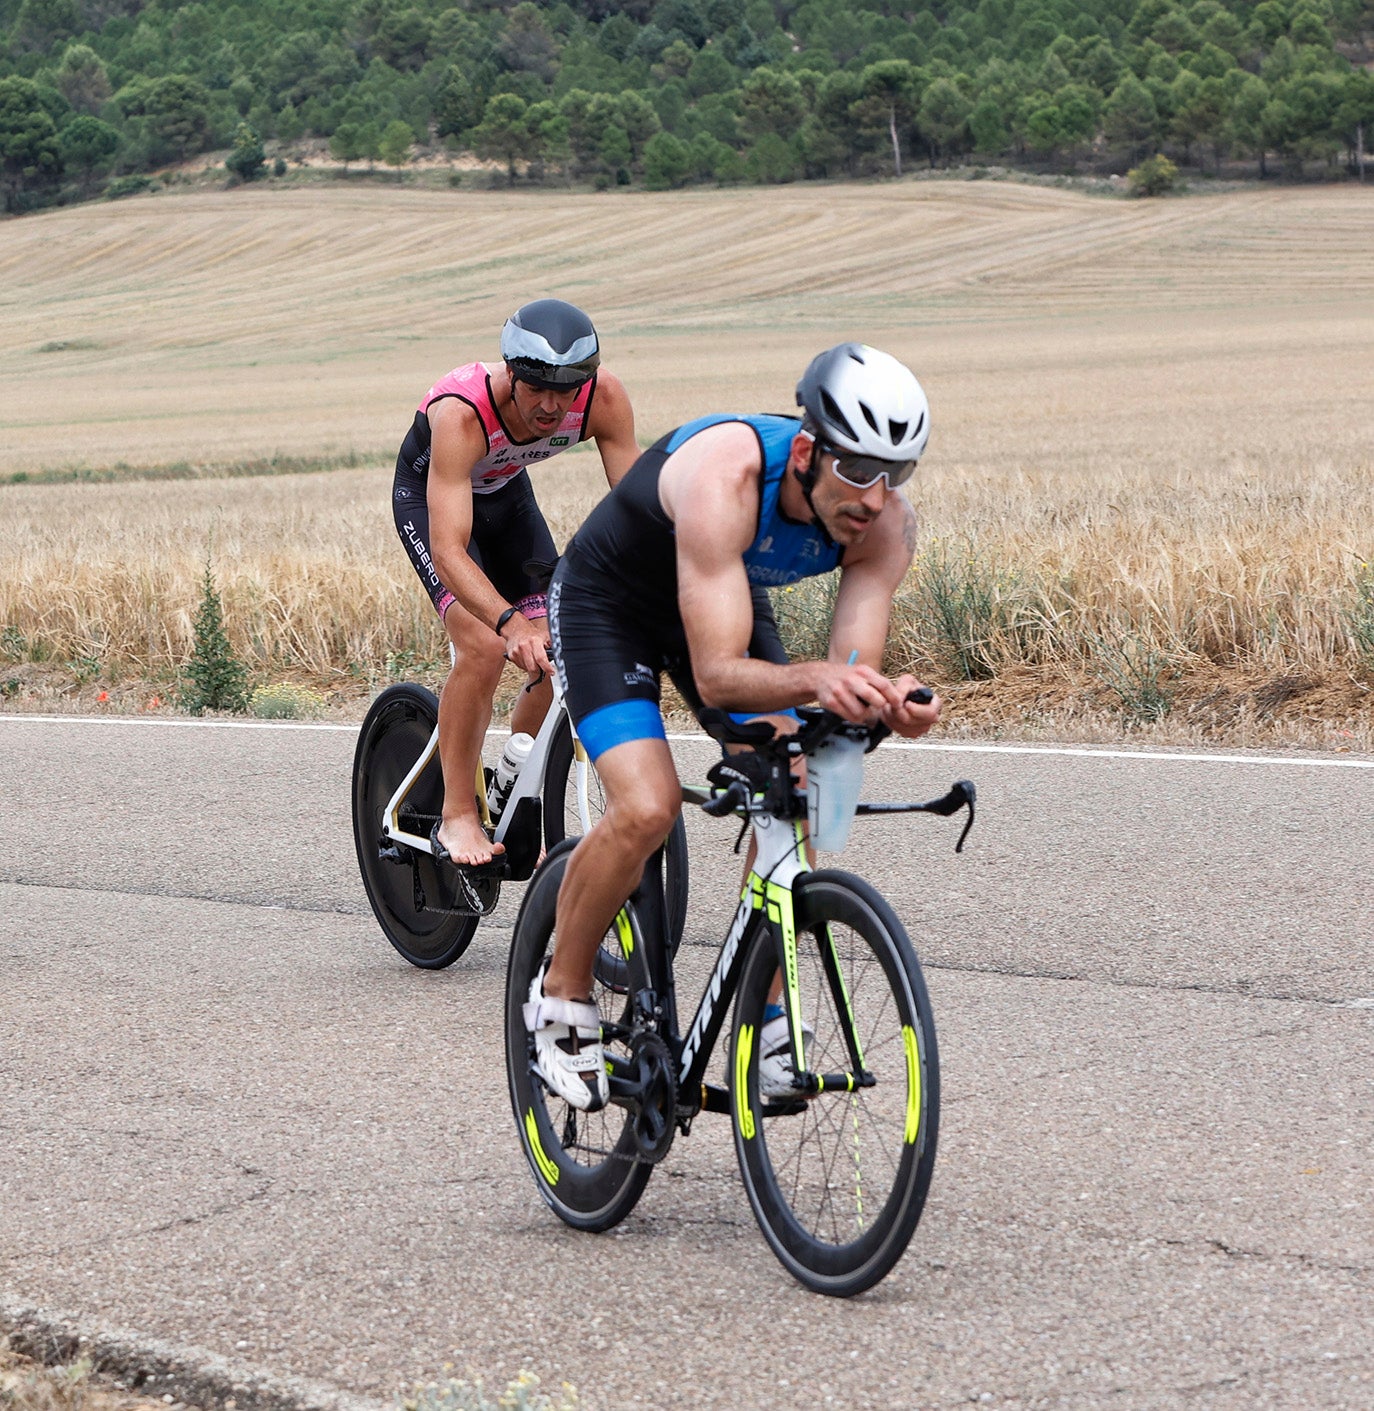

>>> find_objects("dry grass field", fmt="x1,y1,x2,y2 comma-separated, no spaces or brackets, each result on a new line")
1,177,1372,746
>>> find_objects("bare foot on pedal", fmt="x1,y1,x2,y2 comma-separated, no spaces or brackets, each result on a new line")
433,816,506,867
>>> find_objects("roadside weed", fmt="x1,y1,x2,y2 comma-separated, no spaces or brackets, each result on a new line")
249,682,327,719
907,539,1021,682
1347,560,1374,674
1091,633,1177,722
402,1370,577,1411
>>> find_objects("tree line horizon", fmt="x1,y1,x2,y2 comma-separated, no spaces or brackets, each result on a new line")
2,0,1372,210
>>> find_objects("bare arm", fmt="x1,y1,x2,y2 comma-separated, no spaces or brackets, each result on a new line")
585,369,639,487
426,397,551,673
827,494,916,667
830,495,940,738
665,425,914,720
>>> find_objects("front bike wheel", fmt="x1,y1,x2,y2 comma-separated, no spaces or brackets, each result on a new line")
729,871,939,1296
542,709,690,954
351,683,479,969
505,840,654,1231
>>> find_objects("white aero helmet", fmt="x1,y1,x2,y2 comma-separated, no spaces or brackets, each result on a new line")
795,342,930,486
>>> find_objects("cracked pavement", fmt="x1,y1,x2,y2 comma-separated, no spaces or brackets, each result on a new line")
2,717,1372,1409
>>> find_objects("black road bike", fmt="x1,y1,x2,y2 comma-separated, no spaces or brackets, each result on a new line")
505,697,975,1296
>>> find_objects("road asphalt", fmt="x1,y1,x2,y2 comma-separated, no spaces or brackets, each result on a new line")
2,715,1371,1410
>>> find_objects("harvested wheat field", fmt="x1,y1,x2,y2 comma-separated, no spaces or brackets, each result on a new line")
1,178,1372,747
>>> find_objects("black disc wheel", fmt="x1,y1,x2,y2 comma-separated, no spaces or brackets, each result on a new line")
351,683,479,969
729,871,939,1296
542,710,690,959
505,839,655,1231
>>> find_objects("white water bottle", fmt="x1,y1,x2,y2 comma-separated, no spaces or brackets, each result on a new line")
488,731,535,818
805,734,866,852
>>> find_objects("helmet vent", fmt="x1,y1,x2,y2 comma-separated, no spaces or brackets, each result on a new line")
888,419,908,443
860,403,881,435
820,390,856,442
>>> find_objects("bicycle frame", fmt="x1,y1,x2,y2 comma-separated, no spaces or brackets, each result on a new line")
379,655,588,859
610,791,852,1121
606,724,973,1124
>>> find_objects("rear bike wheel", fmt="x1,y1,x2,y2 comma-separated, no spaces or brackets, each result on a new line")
351,683,479,969
505,839,655,1231
542,708,690,956
729,870,939,1296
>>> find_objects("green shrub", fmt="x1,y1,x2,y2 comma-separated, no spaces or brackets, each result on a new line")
226,122,265,181
770,577,838,664
908,540,1020,682
181,560,248,713
1091,632,1176,721
402,1371,577,1411
105,174,153,199
1126,153,1179,196
1348,559,1374,675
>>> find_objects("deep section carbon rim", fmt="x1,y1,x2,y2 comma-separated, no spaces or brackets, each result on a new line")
351,683,479,968
731,871,939,1295
504,840,653,1231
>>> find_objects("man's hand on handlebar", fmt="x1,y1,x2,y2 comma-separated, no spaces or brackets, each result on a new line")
882,674,941,739
499,613,554,681
813,662,940,738
813,660,907,723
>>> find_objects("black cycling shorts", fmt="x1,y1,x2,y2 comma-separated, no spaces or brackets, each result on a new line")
548,563,789,762
393,464,556,621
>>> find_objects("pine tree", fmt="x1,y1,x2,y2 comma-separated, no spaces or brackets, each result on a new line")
182,560,248,713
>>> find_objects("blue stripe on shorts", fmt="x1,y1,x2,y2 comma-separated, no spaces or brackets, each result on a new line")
576,698,666,762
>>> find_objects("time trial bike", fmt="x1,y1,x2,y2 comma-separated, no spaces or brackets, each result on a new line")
352,659,688,969
504,694,975,1296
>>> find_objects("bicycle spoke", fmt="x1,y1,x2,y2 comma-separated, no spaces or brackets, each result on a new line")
732,872,938,1295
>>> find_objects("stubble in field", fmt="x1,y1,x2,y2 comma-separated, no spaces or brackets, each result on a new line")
1,180,1371,746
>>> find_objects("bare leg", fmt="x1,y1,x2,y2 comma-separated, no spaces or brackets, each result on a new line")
435,602,507,866
543,737,681,1002
508,667,553,738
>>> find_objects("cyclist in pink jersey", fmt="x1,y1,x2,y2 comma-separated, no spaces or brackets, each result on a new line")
392,299,639,867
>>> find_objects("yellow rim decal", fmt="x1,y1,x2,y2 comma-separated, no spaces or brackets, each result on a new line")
903,1026,922,1145
734,1024,756,1140
614,909,634,958
574,739,589,764
525,1108,560,1186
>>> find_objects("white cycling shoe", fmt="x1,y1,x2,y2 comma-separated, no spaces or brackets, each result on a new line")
524,967,609,1112
758,1012,818,1100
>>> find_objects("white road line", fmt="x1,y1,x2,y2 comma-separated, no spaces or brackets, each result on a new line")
2,713,1371,769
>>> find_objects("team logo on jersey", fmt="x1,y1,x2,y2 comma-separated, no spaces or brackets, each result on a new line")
548,435,571,447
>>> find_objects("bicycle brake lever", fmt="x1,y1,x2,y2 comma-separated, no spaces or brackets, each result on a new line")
702,780,750,818
954,791,976,853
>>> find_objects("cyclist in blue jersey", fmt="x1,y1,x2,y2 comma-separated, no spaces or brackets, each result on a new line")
526,343,943,1111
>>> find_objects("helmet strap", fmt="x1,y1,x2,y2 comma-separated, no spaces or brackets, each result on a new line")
793,441,837,549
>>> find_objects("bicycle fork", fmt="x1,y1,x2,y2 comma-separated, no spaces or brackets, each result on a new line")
741,812,876,1101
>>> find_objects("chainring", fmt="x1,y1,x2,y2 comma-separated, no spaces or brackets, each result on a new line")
628,1030,678,1164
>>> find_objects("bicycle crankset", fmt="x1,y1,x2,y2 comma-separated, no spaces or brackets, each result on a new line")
628,1031,677,1164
